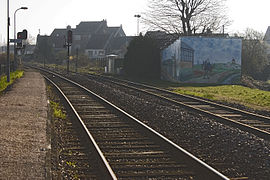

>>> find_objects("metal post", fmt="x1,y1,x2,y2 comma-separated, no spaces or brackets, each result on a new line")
76,48,78,73
14,7,28,70
134,14,141,36
137,17,140,36
67,43,70,74
14,10,17,70
7,0,10,83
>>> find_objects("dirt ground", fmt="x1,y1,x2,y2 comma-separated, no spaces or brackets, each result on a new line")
0,70,49,179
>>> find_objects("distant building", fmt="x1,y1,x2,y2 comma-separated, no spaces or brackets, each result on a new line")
24,45,36,55
50,25,74,51
36,20,133,59
0,45,14,54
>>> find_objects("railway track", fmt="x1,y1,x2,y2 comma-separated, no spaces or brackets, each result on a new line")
42,69,229,179
86,74,270,140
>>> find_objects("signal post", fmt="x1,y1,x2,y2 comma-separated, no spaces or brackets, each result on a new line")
66,30,72,74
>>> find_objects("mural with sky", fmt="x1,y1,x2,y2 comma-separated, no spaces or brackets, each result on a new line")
161,36,242,84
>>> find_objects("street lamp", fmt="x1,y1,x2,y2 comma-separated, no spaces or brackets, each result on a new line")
134,14,141,36
7,0,10,82
14,7,28,69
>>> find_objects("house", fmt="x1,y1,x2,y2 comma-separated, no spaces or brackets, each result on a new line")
72,20,109,53
81,21,127,58
50,25,75,51
85,35,133,59
36,20,131,60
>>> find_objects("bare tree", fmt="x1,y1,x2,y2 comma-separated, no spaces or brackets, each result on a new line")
241,28,269,79
143,0,230,35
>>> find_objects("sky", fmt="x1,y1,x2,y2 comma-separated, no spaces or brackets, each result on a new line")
0,0,270,45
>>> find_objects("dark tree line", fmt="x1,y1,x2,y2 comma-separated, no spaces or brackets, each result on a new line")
124,34,160,79
34,35,89,67
241,28,270,80
34,35,55,64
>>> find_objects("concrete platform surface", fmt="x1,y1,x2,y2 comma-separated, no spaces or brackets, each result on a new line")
0,70,48,179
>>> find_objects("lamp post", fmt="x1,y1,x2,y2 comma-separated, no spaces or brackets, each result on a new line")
134,14,141,36
14,7,28,69
7,0,10,82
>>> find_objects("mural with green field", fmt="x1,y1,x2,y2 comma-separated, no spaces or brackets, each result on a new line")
161,36,242,84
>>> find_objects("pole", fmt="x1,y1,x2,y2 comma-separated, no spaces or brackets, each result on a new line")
137,17,139,36
14,10,17,70
7,0,10,83
14,7,28,70
134,14,141,36
76,48,78,73
67,43,70,74
14,9,20,70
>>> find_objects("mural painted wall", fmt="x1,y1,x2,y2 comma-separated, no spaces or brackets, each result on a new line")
161,36,242,84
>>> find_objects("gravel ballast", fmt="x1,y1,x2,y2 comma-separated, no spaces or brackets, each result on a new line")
70,74,270,179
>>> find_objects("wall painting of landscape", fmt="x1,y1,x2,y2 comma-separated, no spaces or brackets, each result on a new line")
161,36,242,84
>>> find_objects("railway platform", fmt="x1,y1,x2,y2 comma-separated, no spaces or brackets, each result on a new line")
0,70,49,179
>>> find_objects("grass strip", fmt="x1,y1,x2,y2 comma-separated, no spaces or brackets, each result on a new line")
0,70,24,92
173,85,270,111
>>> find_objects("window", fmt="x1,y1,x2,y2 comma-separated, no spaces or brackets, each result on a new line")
99,50,104,55
181,48,193,62
88,50,93,57
74,35,81,41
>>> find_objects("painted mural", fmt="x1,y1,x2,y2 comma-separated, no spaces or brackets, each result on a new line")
161,37,242,84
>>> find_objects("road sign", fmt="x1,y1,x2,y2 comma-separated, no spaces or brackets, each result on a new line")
10,39,22,43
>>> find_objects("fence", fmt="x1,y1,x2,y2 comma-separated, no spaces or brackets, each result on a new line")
91,57,124,74
0,62,15,76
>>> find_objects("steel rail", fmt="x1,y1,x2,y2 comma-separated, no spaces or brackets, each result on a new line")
34,66,229,179
44,75,117,180
87,74,270,140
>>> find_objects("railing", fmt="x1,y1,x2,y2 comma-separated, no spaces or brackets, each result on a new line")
0,62,16,76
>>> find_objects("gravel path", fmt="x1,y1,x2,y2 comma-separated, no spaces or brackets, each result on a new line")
0,70,49,179
70,74,270,179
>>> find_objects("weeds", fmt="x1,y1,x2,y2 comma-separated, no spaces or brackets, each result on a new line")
50,100,66,119
0,70,24,92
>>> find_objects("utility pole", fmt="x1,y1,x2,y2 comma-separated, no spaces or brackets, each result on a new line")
75,48,78,73
7,0,10,83
67,44,70,74
134,14,141,36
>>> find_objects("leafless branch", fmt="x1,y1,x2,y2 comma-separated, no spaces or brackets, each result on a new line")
143,0,230,35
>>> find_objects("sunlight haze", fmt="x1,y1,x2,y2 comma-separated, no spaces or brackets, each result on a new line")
0,0,269,44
